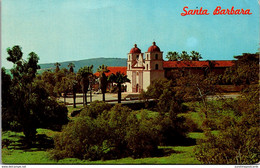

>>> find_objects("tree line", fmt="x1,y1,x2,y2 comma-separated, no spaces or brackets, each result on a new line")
166,50,202,61
2,45,259,163
2,45,130,144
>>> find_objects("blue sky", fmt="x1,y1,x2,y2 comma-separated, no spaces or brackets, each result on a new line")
1,0,259,69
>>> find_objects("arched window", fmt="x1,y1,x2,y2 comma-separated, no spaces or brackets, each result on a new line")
155,54,158,60
146,64,148,70
155,64,159,70
147,54,149,60
136,55,139,60
129,64,130,69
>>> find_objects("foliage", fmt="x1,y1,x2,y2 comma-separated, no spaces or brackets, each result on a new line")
2,46,68,143
97,65,110,101
2,130,200,164
50,104,163,160
108,72,130,103
176,72,218,103
80,101,112,119
195,85,260,164
54,62,61,73
77,65,93,105
166,50,202,61
166,51,179,61
140,78,192,145
68,62,75,73
190,51,202,61
223,52,259,85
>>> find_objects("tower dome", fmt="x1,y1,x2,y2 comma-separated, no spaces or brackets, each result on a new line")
129,44,141,54
147,42,160,52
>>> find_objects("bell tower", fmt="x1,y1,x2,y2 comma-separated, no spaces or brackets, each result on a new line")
143,42,164,90
127,44,144,93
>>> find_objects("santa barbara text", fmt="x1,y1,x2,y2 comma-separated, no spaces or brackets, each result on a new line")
181,6,252,16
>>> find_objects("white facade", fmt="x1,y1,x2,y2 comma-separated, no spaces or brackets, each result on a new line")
127,42,165,93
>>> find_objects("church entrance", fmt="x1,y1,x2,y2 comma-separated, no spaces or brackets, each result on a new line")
136,84,139,92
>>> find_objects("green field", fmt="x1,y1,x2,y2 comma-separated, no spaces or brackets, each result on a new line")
2,129,203,164
2,104,205,164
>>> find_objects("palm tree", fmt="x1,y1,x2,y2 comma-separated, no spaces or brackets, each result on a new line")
108,72,130,103
204,60,216,77
77,65,93,105
166,51,180,61
68,63,75,73
180,51,190,61
190,51,202,61
67,73,78,108
97,65,110,101
54,62,61,72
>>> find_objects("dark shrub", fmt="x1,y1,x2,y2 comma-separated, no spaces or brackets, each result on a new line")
184,116,201,132
80,101,112,118
50,116,109,160
50,103,161,160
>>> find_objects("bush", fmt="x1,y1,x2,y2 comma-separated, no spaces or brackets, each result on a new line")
50,103,161,160
80,101,112,118
50,116,109,160
125,110,160,158
195,85,260,164
184,116,201,132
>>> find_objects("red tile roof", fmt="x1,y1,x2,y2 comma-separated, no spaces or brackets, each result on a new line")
147,42,161,52
163,60,234,68
129,44,141,54
94,61,233,77
94,66,127,77
211,60,234,67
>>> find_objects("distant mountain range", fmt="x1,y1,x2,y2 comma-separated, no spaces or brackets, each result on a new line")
39,57,127,73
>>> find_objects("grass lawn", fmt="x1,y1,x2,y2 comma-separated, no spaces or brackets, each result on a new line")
2,129,203,164
2,104,206,164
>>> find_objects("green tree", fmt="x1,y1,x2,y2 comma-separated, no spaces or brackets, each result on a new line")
50,103,161,160
195,85,260,164
68,62,75,73
204,60,216,77
190,51,202,61
39,71,56,96
2,46,68,144
140,78,190,145
1,68,14,130
180,51,190,61
53,68,69,96
77,65,93,105
54,62,61,73
223,52,259,85
166,51,179,61
108,72,130,103
6,45,23,64
80,101,112,119
97,65,110,101
69,73,79,108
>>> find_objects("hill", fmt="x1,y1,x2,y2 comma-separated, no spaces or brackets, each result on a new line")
39,58,127,73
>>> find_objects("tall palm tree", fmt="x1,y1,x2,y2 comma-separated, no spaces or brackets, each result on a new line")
67,73,78,108
190,51,202,61
54,62,61,72
180,51,190,61
204,60,216,77
108,72,130,103
166,51,180,61
97,65,110,101
68,62,75,73
77,65,93,105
